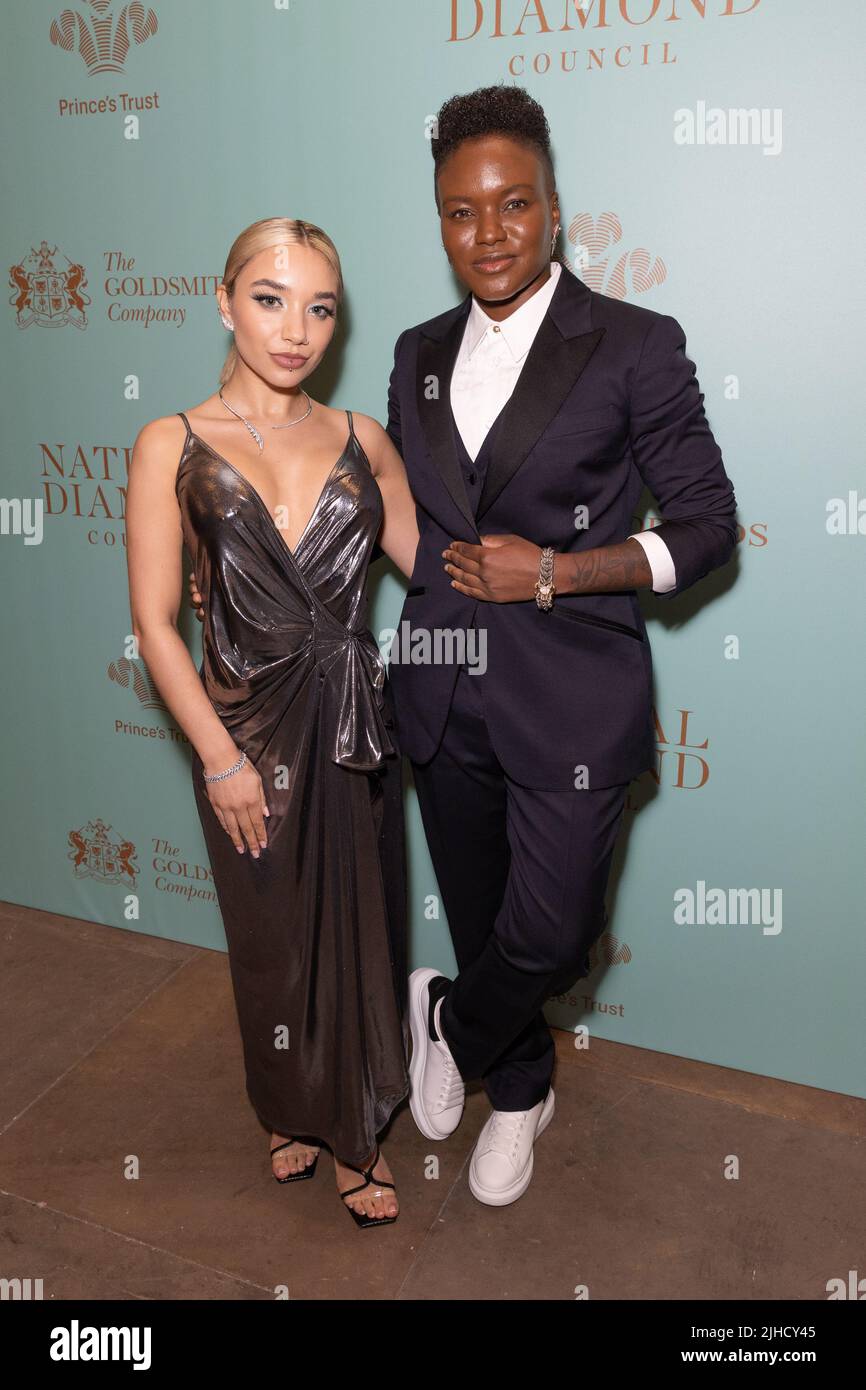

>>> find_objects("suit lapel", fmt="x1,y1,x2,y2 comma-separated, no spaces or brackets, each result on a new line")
415,264,606,532
416,297,477,533
476,267,605,522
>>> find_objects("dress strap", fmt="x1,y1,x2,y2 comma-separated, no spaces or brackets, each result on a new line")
177,410,191,443
345,407,373,475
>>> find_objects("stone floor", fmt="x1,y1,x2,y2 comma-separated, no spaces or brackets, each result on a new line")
1,899,862,1301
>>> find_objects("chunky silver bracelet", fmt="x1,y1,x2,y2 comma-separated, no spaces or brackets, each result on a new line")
534,546,556,610
203,750,247,783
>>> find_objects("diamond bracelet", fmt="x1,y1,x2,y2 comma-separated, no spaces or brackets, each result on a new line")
203,750,247,783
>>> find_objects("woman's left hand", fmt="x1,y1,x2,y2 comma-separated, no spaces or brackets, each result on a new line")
443,534,542,602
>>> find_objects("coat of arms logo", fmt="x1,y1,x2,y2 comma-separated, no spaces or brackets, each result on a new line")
10,241,91,328
68,818,139,884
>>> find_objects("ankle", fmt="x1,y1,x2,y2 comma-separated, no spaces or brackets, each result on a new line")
338,1144,385,1173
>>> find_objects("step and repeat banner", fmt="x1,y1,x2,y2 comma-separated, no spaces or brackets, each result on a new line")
2,1,863,1097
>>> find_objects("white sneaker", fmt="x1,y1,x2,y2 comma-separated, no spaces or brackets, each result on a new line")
408,967,465,1140
468,1088,555,1207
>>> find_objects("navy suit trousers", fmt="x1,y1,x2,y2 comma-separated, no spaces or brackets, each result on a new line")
411,661,629,1111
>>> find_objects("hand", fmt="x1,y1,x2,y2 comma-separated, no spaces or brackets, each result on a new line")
188,570,204,622
204,755,270,858
442,533,543,603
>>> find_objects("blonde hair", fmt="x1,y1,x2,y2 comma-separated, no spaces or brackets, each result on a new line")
217,218,344,386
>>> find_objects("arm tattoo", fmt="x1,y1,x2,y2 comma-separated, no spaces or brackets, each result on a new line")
554,538,653,595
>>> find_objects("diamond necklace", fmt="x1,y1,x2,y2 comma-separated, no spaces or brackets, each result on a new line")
218,386,312,452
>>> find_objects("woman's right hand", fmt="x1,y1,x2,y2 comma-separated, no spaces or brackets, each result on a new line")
204,755,270,857
188,570,204,622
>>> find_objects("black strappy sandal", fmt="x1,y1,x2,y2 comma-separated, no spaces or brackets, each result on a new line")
337,1143,398,1227
270,1138,319,1183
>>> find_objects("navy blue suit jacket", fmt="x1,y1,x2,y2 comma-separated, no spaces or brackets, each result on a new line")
382,262,737,789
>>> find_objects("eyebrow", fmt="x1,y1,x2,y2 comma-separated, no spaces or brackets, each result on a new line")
441,183,536,205
250,278,336,301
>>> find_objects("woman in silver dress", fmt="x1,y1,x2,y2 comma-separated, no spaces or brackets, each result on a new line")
126,218,419,1227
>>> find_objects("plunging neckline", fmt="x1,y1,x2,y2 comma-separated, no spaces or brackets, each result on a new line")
186,422,352,561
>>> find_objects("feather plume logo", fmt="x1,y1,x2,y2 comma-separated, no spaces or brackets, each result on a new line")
565,213,667,301
50,0,158,75
591,933,633,968
108,654,167,711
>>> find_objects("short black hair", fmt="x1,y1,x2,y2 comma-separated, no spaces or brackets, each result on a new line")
431,84,556,207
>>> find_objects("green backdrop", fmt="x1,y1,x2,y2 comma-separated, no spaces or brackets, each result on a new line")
2,0,863,1097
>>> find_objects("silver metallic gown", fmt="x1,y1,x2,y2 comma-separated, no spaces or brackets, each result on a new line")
175,408,409,1164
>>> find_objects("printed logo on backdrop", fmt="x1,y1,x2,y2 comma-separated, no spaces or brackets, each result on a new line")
561,212,666,300
548,932,632,1012
68,818,138,884
622,706,710,813
109,653,168,711
636,513,768,552
449,0,764,77
109,646,199,753
49,1,163,122
67,817,217,907
653,708,708,788
50,0,157,75
590,932,631,969
35,430,131,550
9,242,215,330
106,650,220,909
9,243,90,329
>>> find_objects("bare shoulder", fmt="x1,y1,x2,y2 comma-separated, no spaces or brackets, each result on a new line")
346,410,390,471
131,412,189,477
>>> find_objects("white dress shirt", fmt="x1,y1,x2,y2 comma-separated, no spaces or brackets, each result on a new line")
449,259,676,594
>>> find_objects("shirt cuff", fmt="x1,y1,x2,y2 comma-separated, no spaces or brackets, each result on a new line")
628,529,677,594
